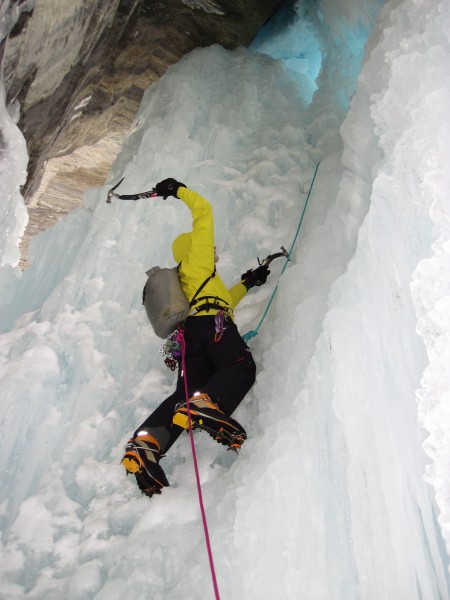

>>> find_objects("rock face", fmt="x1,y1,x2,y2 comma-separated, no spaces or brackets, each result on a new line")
3,0,282,264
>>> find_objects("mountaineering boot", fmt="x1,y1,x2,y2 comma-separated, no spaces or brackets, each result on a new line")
173,393,247,451
121,432,169,497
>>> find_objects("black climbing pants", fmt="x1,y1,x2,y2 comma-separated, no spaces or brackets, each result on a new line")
134,315,256,454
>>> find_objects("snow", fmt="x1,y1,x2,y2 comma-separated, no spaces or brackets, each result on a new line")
1,0,450,598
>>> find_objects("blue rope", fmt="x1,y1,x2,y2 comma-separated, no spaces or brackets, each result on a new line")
243,161,321,343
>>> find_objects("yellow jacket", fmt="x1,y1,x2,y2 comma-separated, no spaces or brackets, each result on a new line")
174,187,247,318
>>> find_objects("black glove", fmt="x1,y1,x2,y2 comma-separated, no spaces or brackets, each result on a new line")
154,178,186,200
241,265,270,289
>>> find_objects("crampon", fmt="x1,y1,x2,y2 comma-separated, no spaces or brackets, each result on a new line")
209,426,246,451
121,434,169,498
134,472,164,498
173,393,247,451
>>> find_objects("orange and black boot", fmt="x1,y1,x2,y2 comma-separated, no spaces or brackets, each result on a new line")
173,392,247,451
121,432,169,497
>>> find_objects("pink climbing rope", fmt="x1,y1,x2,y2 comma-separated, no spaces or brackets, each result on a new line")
178,330,221,600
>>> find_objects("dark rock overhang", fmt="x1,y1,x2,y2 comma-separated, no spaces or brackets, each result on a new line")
3,0,283,263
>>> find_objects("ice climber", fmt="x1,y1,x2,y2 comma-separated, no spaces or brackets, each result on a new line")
116,178,271,496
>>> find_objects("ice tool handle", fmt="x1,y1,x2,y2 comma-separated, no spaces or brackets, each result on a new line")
106,177,159,203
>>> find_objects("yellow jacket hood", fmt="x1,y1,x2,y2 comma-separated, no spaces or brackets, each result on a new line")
172,232,192,263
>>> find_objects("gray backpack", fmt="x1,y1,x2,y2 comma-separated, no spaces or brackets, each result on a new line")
142,266,216,339
143,267,189,339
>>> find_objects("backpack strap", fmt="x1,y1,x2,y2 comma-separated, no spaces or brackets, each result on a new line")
188,268,217,308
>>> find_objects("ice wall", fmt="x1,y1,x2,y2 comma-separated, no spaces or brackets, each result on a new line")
0,80,28,268
0,1,32,268
0,0,449,599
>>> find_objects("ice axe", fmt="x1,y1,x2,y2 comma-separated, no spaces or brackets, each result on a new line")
257,246,290,267
106,177,158,203
106,177,125,203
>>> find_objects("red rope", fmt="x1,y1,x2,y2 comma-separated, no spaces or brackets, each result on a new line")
179,331,221,600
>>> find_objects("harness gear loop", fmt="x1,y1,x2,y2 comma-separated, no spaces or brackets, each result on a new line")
161,329,184,371
214,309,231,342
178,330,222,600
243,161,320,342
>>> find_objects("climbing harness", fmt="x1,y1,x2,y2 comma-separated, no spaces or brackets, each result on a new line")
243,161,321,342
191,296,228,316
161,305,231,371
161,298,231,373
178,330,222,600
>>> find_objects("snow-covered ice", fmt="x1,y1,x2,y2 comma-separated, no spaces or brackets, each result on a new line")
0,0,449,598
